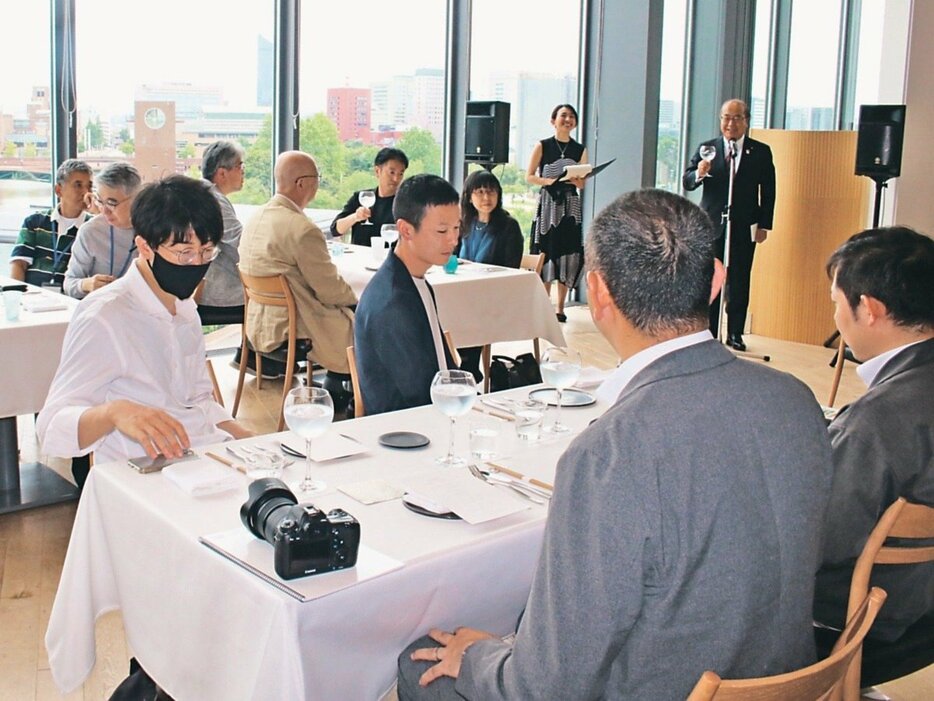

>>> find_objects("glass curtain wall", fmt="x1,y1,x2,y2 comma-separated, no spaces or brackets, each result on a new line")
784,0,842,129
297,0,447,228
0,1,52,253
749,0,773,129
468,0,582,237
655,0,688,191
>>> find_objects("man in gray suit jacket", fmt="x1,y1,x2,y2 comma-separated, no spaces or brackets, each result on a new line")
397,189,833,699
814,228,934,661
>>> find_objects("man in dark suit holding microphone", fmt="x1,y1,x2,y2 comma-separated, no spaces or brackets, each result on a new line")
683,98,776,351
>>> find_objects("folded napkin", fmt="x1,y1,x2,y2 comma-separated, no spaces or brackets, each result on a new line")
575,366,613,389
162,460,240,496
22,296,69,313
281,433,367,462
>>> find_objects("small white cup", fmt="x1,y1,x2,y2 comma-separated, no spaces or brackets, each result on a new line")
513,400,546,441
3,290,23,322
370,238,388,263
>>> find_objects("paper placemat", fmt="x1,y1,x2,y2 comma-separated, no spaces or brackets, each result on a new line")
338,478,405,505
199,529,403,602
404,467,529,524
162,460,240,496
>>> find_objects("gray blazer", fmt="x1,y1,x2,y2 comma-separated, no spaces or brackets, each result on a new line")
456,340,833,699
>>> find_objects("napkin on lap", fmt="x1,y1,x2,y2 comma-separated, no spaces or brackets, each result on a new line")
163,461,240,496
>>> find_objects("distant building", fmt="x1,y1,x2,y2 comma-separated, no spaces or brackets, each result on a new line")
136,82,224,121
257,35,273,108
327,87,371,142
413,68,444,141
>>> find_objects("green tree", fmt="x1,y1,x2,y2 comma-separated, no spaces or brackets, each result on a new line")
397,128,441,175
3,142,16,157
345,141,379,174
178,143,196,159
299,114,345,189
24,142,37,158
86,118,104,149
119,140,134,156
236,115,273,205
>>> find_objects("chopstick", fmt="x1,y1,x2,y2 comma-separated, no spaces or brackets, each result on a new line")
471,405,515,422
486,462,553,492
205,451,247,475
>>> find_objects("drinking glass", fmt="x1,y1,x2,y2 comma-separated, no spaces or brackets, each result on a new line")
380,223,399,247
358,190,376,224
512,398,546,441
283,386,334,494
430,369,477,466
540,346,581,433
3,290,23,322
699,145,716,178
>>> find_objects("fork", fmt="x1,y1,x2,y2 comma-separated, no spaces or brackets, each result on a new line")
467,464,545,505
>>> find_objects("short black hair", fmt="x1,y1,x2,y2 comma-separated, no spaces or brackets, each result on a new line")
827,226,934,329
585,188,717,336
460,169,508,233
551,104,579,121
393,174,459,230
131,175,223,249
374,147,409,169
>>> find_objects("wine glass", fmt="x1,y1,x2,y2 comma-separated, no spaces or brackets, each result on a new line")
699,145,716,178
283,386,334,494
358,190,376,225
430,369,477,466
380,223,399,247
540,346,582,433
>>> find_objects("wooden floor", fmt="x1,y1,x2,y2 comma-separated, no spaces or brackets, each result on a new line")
2,307,931,700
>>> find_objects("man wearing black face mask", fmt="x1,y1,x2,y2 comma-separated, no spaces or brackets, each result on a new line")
38,176,253,473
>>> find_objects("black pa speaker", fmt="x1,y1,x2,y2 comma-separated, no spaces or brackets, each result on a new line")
855,104,906,180
465,101,510,164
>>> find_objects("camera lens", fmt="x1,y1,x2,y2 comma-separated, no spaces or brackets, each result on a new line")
240,478,298,543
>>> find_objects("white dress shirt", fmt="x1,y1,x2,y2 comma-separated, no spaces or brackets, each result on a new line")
38,262,233,463
596,330,713,405
856,339,926,388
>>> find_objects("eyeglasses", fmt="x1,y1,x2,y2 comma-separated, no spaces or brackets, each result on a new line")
295,174,320,184
92,193,131,210
158,244,220,266
720,114,746,124
222,161,245,172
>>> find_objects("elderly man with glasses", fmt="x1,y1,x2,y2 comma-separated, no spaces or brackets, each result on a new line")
63,162,142,299
683,98,776,352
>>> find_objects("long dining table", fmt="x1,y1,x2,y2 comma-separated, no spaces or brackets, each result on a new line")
45,384,608,700
332,243,567,349
0,276,79,511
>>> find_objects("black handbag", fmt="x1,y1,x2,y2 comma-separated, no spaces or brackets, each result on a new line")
489,353,542,393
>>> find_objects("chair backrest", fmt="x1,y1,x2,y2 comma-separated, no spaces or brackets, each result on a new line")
520,252,545,276
346,346,365,418
443,329,461,368
685,587,887,701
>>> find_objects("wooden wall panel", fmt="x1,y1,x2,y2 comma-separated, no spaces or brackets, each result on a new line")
747,130,871,345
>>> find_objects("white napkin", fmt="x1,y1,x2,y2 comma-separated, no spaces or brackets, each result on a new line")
162,461,240,496
575,366,613,389
282,433,367,462
22,296,68,312
405,467,529,524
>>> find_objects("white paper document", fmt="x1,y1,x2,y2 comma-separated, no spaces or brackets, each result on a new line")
282,433,368,462
404,467,529,524
162,460,240,496
200,529,403,602
339,478,406,505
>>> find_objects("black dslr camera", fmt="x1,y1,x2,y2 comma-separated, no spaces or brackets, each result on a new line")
240,478,360,580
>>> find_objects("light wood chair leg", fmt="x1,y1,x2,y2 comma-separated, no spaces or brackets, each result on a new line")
482,344,492,393
827,336,847,407
206,358,224,407
232,339,250,417
533,338,541,364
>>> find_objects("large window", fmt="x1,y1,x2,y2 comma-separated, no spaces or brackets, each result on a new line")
656,0,688,191
75,1,273,210
784,0,841,129
298,0,447,226
0,1,52,253
469,0,581,236
749,0,773,129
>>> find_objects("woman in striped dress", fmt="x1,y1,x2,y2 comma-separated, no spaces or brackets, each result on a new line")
526,104,588,322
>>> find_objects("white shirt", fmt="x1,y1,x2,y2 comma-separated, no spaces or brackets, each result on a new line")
411,275,448,372
856,340,926,388
723,134,746,171
37,262,233,464
595,330,713,405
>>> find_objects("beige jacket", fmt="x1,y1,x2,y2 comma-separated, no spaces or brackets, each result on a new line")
239,194,356,373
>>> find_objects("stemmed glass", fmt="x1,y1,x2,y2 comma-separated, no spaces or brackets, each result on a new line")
283,386,334,494
430,369,477,466
699,145,716,178
380,223,399,247
540,346,582,433
358,190,376,225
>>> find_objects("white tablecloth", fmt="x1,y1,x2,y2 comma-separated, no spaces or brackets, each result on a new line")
46,386,607,700
0,277,77,417
335,245,566,348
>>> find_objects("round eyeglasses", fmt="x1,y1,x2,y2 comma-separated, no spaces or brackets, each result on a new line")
158,245,220,265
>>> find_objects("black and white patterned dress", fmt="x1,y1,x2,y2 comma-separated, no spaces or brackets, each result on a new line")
530,136,584,287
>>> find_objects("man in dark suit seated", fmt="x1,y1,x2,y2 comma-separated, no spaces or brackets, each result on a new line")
396,189,833,700
683,98,776,351
353,174,459,415
814,227,934,692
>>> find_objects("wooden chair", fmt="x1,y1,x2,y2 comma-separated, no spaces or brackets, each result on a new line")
205,359,224,407
232,272,310,431
346,331,461,419
480,253,545,393
837,497,934,698
827,336,847,407
686,587,887,701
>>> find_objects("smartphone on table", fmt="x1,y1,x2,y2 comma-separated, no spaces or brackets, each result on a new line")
127,449,198,474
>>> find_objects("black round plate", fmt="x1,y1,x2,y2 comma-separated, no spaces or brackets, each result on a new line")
402,496,460,520
528,388,596,407
378,431,430,449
